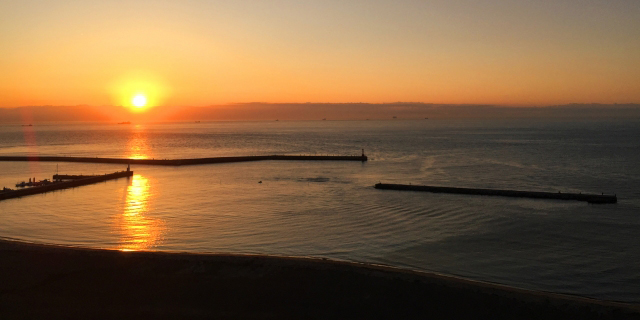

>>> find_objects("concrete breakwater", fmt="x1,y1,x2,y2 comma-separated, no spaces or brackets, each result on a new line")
0,170,133,201
374,183,617,204
53,174,100,180
0,154,367,166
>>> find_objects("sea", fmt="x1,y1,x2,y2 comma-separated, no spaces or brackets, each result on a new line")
0,119,639,302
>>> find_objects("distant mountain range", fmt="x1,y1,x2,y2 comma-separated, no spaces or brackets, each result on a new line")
1,103,639,123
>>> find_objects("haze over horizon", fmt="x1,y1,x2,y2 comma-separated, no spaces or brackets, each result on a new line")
1,0,639,115
2,103,639,124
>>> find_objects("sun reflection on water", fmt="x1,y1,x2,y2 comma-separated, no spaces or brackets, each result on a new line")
126,125,152,160
116,174,165,251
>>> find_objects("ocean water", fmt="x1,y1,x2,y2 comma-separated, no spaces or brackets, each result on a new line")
0,119,639,302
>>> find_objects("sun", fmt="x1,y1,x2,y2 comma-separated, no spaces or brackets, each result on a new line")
132,94,147,108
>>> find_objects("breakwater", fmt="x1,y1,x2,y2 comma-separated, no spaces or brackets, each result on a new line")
374,183,617,204
0,170,133,201
53,174,100,180
0,154,368,166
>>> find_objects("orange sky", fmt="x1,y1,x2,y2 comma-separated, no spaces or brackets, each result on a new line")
1,0,639,110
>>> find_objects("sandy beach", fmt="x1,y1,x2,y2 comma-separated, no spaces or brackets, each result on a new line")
0,239,638,319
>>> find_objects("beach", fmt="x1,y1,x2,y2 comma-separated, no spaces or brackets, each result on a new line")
1,239,638,319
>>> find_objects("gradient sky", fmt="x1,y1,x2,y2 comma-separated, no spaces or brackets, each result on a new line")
1,0,639,108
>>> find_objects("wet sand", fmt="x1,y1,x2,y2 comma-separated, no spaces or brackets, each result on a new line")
1,239,638,319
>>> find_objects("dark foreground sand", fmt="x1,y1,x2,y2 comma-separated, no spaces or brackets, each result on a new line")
1,239,638,319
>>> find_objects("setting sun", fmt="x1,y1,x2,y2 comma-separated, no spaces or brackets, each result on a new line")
132,94,147,108
108,72,169,114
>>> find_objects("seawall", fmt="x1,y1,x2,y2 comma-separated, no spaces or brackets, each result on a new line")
0,154,368,166
0,171,133,201
374,183,617,204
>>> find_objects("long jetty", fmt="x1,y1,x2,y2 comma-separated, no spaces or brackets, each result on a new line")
0,154,368,166
374,183,617,204
53,174,101,180
0,170,133,201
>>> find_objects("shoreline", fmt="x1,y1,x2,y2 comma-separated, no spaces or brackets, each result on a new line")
1,238,638,319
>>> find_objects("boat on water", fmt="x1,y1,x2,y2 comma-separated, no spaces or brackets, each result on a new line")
118,121,131,125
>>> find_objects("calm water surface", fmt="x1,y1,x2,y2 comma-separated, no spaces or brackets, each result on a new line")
1,120,639,302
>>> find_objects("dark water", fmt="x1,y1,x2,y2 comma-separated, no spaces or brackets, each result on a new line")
0,119,639,302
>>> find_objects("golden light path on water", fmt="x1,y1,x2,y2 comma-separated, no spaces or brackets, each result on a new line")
126,125,152,160
116,174,165,251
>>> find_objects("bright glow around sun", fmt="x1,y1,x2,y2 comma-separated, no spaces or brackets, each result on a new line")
132,94,147,108
109,72,170,113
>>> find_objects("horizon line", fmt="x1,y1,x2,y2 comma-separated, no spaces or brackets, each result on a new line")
2,102,640,109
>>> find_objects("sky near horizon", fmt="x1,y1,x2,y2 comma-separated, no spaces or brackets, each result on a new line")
1,0,639,109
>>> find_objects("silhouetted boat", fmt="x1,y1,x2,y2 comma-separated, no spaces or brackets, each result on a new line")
118,121,131,125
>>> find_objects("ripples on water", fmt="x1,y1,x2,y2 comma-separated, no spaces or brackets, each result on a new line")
0,119,639,302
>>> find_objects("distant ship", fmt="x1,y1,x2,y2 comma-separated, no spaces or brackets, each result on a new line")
118,121,131,125
21,124,33,127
